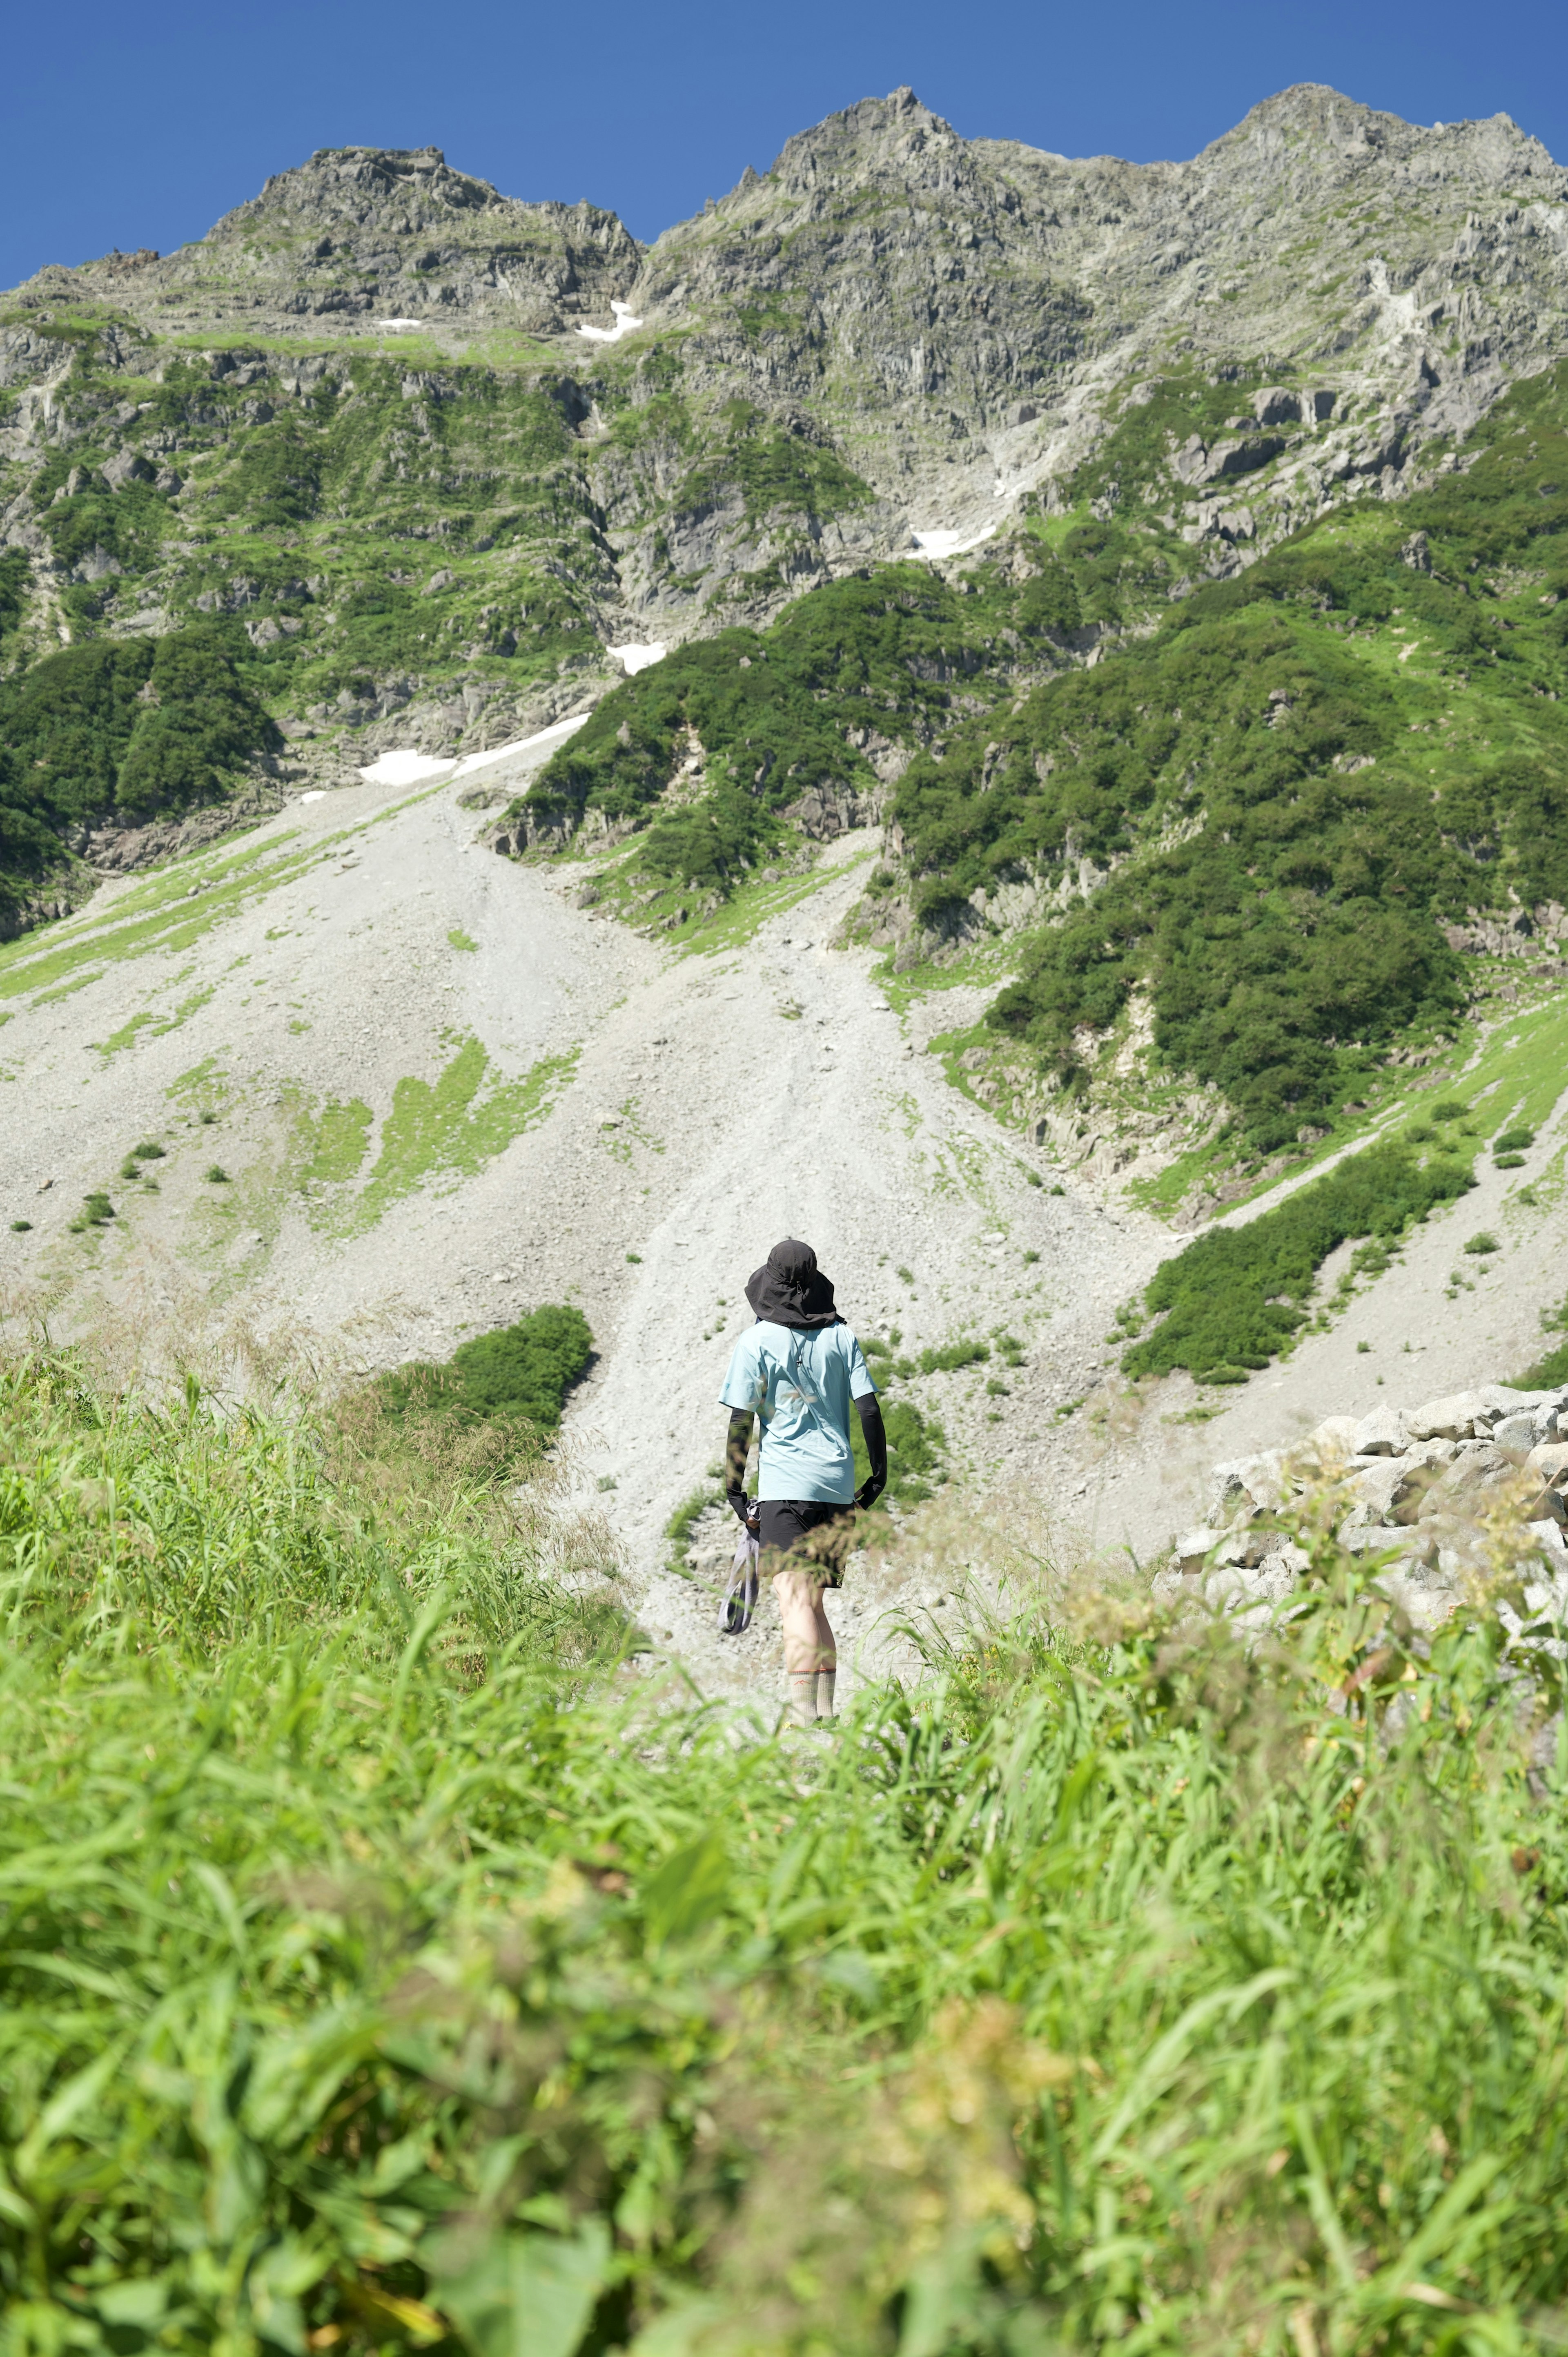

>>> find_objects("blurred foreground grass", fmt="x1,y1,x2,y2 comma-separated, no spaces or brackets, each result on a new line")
2,1349,1568,2355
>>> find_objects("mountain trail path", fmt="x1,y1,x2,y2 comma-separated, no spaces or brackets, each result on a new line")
6,765,1567,1719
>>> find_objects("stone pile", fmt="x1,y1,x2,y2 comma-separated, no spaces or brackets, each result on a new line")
1163,1380,1568,1626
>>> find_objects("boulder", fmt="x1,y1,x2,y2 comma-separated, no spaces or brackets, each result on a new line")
1214,1527,1277,1570
1306,1415,1359,1463
1491,1413,1538,1453
1415,1443,1514,1519
1526,1441,1568,1488
1252,386,1301,426
1352,1405,1407,1456
1174,1526,1222,1573
1404,1390,1493,1442
102,448,155,491
1478,1384,1548,1416
1341,1458,1419,1527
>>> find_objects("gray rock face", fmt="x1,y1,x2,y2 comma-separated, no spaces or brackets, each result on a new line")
1169,1374,1568,1624
1404,1390,1494,1442
1352,1406,1407,1456
7,84,1568,555
14,148,645,345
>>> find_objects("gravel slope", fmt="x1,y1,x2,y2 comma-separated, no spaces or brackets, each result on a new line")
6,768,1567,1716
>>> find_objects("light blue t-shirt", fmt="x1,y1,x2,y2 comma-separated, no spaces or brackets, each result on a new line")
720,1321,877,1503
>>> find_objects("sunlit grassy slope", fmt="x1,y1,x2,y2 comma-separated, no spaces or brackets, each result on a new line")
3,1348,1568,2353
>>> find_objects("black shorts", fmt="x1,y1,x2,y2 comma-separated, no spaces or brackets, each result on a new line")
758,1498,855,1587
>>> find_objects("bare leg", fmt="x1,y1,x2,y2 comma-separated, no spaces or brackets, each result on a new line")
773,1565,836,1723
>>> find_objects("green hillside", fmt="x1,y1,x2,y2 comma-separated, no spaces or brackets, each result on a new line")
4,1349,1568,2351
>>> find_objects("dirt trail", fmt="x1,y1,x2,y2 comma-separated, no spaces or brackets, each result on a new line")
7,767,1567,1715
2,774,1159,1711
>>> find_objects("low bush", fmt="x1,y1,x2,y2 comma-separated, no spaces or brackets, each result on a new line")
0,622,277,919
377,1304,593,1435
1519,1289,1568,1388
917,1338,991,1375
1123,1139,1474,1380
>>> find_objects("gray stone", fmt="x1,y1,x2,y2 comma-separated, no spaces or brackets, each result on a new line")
1305,1415,1359,1463
1526,1441,1568,1488
1526,1521,1568,1566
1415,1443,1514,1518
1478,1384,1548,1416
1341,1458,1419,1527
1252,386,1301,426
1352,1406,1407,1456
1174,1526,1222,1572
102,448,155,491
1404,1390,1492,1442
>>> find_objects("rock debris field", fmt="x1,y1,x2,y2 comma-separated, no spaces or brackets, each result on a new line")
5,756,1568,1717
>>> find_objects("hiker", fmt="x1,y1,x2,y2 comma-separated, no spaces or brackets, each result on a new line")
720,1238,887,1726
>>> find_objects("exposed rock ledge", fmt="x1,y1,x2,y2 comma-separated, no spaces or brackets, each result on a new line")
1160,1380,1568,1629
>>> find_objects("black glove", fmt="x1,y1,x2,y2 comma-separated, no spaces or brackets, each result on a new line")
725,1409,756,1527
854,1397,887,1516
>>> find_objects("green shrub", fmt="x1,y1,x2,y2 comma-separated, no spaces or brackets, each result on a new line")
917,1339,990,1375
852,1394,946,1504
1518,1289,1568,1387
1123,1140,1474,1380
664,1482,720,1572
1495,1127,1535,1154
204,1164,229,1184
1463,1231,1500,1255
81,1191,114,1224
378,1304,593,1434
0,623,276,917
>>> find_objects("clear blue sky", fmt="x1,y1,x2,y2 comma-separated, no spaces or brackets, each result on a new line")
4,0,1567,289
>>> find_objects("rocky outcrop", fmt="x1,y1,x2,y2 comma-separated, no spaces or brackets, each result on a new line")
1163,1380,1568,1627
8,149,644,344
7,87,1568,576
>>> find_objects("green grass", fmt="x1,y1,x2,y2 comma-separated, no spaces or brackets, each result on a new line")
665,1481,721,1572
1517,1288,1568,1387
301,1039,578,1235
4,1349,1568,2350
1123,1137,1477,1381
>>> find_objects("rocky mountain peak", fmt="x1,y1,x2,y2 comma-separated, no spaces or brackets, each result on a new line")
215,145,508,244
765,87,968,199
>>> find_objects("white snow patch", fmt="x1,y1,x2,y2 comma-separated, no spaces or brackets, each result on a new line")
577,300,644,345
356,714,594,791
376,318,424,331
450,714,592,777
911,524,998,561
356,749,456,787
608,642,666,676
298,790,327,804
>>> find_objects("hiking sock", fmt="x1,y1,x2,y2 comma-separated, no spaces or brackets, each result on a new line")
815,1669,837,1720
787,1674,817,1728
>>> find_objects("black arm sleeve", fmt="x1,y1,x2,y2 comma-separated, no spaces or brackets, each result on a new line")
855,1394,888,1507
725,1410,755,1523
